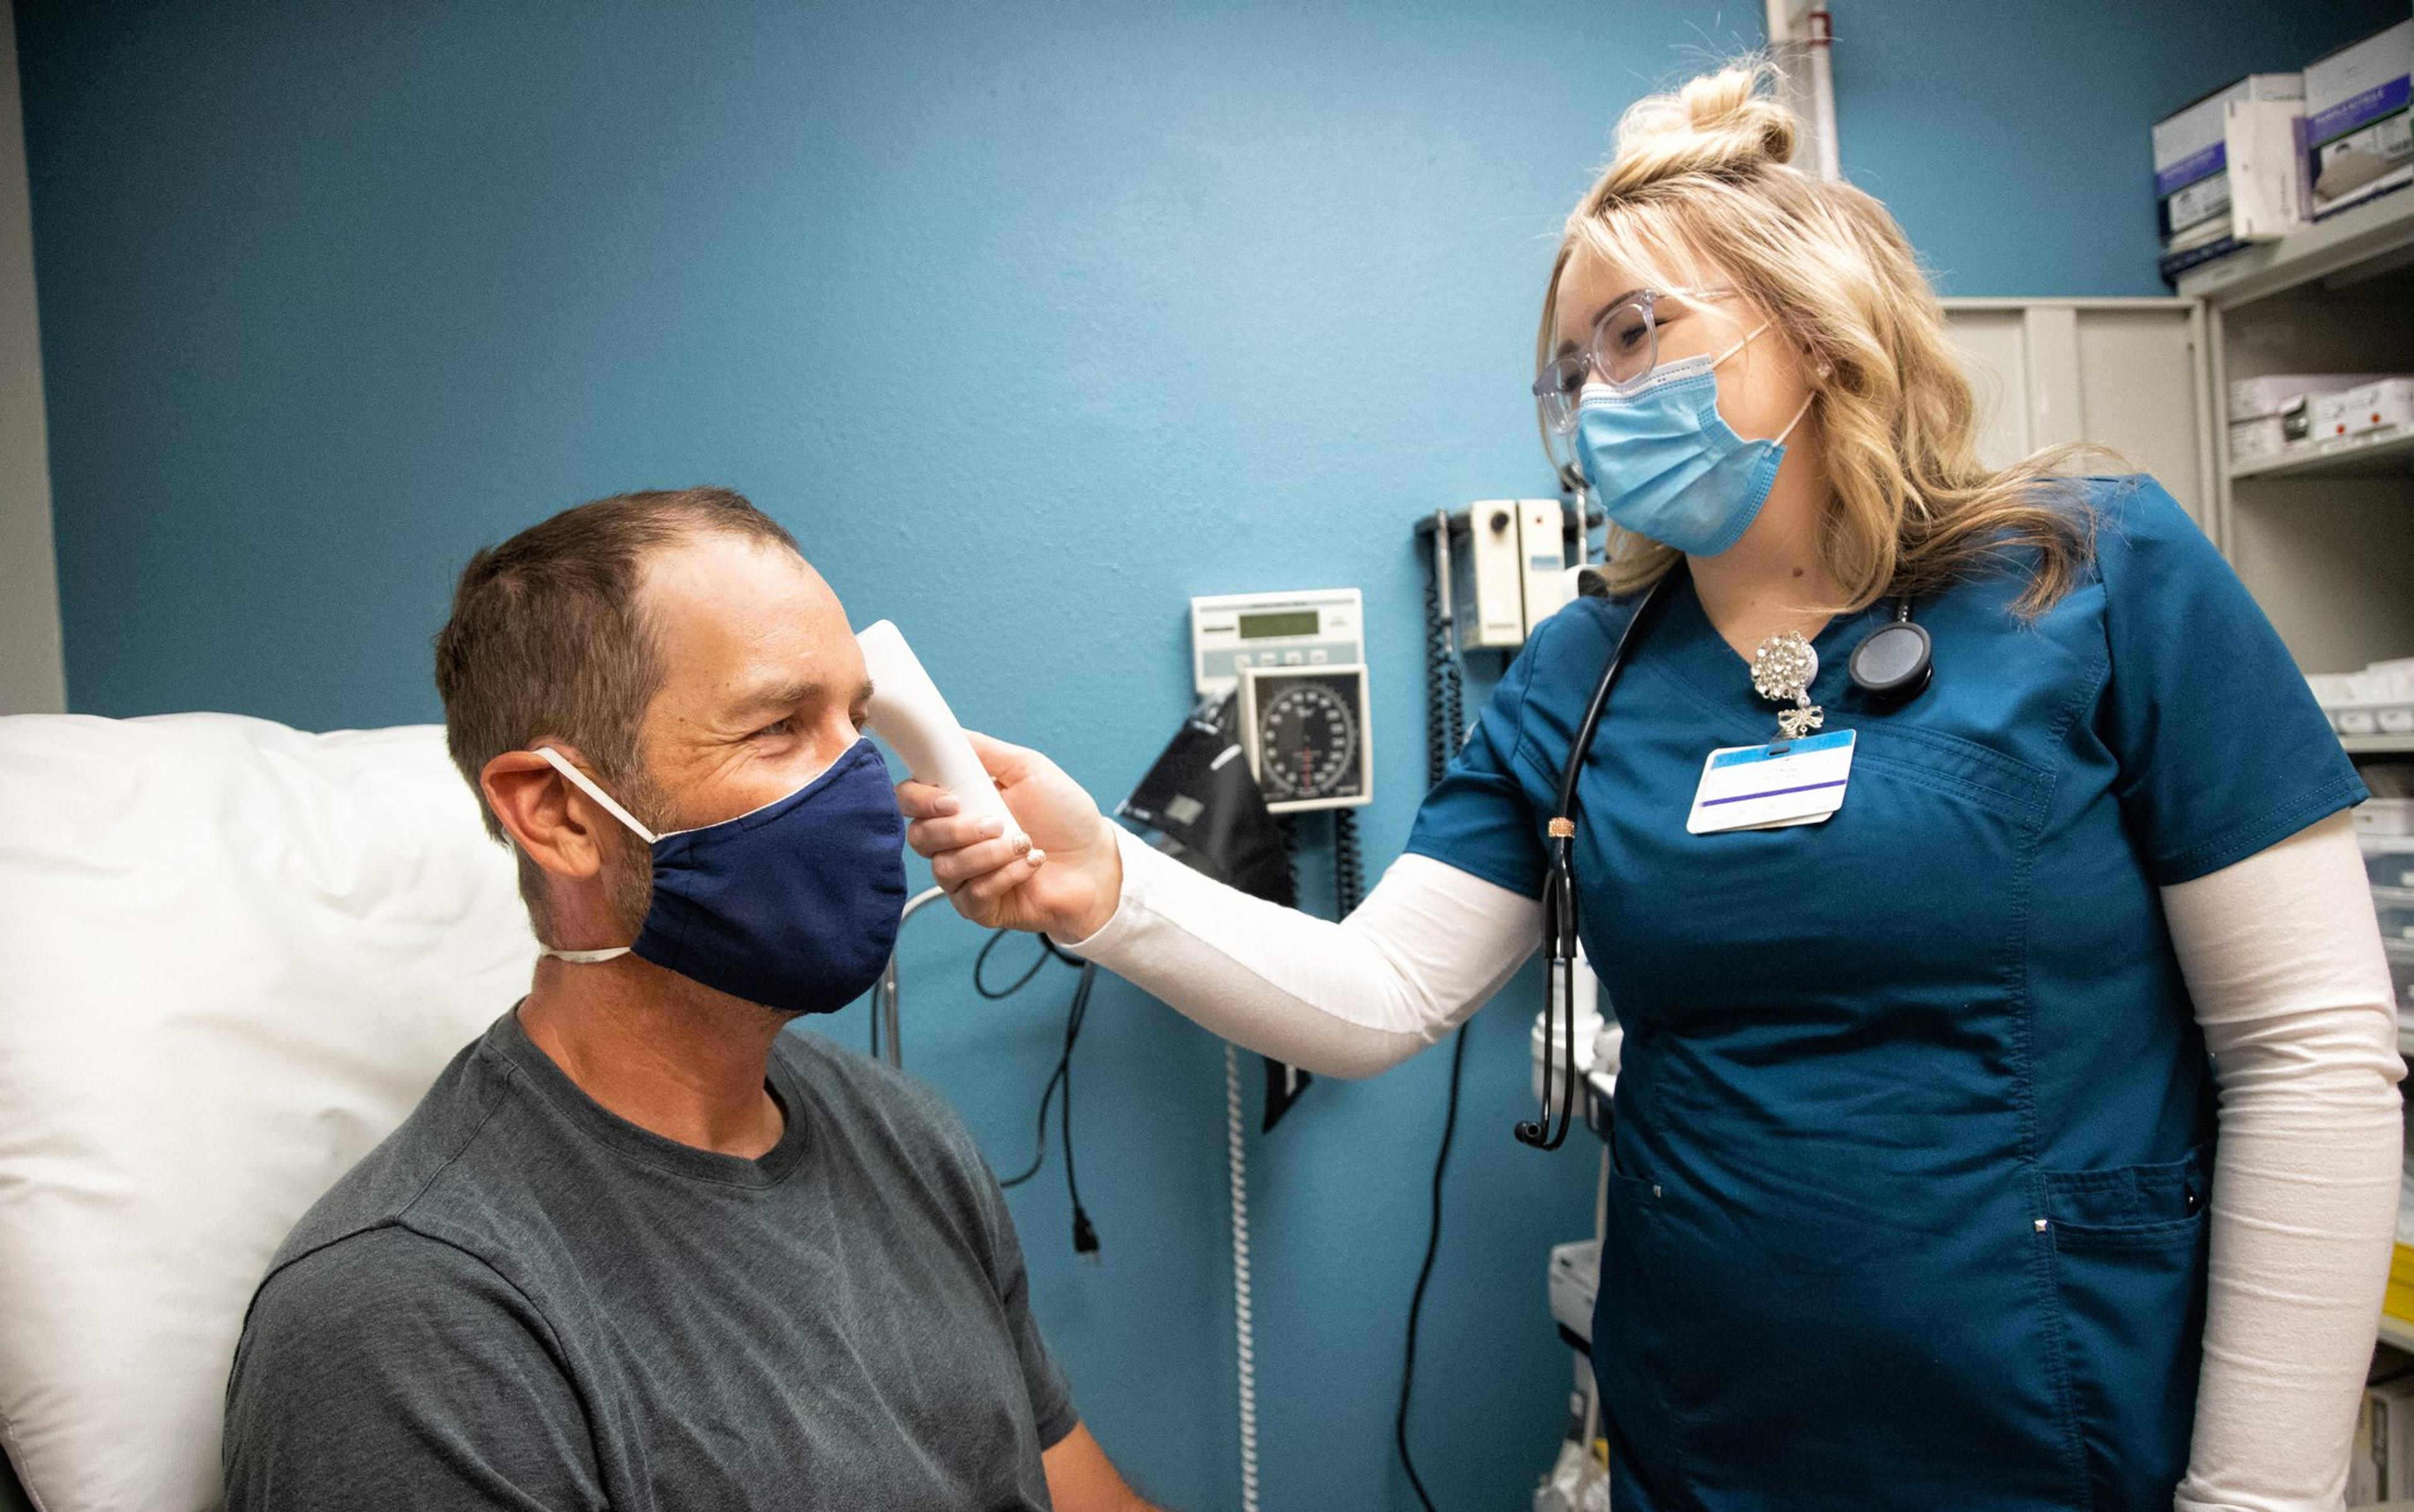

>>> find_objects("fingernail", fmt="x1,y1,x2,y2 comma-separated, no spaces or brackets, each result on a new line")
979,817,1003,838
935,797,959,815
1027,849,1047,866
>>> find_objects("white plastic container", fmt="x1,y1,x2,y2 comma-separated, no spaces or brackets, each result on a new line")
2310,377,2414,440
2228,373,2381,422
1531,1002,1606,1110
2375,886,2414,943
2313,663,2414,734
2361,803,2414,842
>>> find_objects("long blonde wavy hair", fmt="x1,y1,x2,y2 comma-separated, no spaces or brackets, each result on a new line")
1544,62,2095,612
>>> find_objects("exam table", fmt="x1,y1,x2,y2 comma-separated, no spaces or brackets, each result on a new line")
0,714,537,1511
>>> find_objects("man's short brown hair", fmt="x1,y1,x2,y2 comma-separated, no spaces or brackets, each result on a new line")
433,487,798,928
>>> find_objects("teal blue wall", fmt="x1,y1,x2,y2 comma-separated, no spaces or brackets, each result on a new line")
18,1,2399,1506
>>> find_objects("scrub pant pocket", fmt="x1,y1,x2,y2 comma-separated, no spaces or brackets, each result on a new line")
2041,1146,2211,1511
1594,1172,1699,1512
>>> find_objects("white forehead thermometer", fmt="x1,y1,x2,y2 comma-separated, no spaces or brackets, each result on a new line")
856,620,1027,847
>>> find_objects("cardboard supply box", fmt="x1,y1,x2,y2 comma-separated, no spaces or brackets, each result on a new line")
2229,416,2288,468
2227,97,2309,238
2306,19,2414,220
2153,74,2305,279
2228,373,2384,422
2310,378,2414,442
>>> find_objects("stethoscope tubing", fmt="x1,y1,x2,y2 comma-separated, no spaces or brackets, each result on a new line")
1518,565,1929,1147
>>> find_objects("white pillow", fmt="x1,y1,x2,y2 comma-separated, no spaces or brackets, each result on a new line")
0,714,538,1512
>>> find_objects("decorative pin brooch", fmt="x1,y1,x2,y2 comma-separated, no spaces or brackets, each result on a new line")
1751,632,1823,742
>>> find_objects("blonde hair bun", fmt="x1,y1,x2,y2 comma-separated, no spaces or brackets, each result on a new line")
1550,57,2099,615
1604,63,1796,193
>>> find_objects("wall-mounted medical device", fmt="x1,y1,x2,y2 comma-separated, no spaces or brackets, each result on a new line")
1238,666,1372,813
1445,499,1570,651
1190,589,1373,815
1190,588,1365,698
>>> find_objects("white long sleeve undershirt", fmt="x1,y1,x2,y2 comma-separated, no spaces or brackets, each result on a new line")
2166,811,2404,1512
1055,811,2405,1506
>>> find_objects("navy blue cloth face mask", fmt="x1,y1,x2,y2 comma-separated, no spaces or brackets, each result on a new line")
532,739,908,1016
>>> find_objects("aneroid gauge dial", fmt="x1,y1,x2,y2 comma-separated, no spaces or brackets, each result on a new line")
1239,666,1372,813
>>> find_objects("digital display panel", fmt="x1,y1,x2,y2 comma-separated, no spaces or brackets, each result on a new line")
1238,609,1321,640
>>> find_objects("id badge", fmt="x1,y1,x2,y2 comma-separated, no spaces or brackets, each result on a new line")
1686,729,1855,835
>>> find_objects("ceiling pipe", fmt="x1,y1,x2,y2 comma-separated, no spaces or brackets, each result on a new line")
1765,0,1841,182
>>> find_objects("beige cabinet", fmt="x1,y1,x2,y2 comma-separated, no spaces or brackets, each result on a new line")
1941,297,2217,528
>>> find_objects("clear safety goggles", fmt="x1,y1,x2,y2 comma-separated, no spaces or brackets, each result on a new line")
1531,287,1743,436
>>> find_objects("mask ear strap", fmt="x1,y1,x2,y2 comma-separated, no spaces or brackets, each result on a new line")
1773,389,1817,446
533,746,659,845
1710,319,1773,370
545,946,632,964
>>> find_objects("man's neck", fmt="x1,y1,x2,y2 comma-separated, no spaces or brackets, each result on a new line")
517,958,791,1159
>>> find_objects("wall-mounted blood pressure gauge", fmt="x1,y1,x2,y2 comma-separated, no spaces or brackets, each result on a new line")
1189,588,1374,814
1239,665,1372,813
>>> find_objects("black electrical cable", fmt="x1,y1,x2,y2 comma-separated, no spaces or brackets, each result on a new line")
1061,963,1099,1255
1398,510,1472,1512
974,925,1057,1000
1397,1029,1468,1512
988,929,1100,1257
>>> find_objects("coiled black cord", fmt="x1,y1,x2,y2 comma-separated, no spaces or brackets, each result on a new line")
1422,546,1467,783
1332,808,1364,917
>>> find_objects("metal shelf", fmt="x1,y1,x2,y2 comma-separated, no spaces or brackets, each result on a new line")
2345,734,2414,756
2232,424,2414,482
2180,190,2414,309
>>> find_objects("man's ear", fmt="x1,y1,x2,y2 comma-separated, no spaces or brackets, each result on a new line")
482,746,610,883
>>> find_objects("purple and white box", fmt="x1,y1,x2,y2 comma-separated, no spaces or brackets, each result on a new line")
2305,19,2414,220
2151,74,2302,278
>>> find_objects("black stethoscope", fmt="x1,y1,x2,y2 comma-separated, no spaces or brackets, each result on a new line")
1515,560,1935,1149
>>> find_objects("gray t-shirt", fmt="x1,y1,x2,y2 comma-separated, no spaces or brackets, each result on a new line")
223,1010,1076,1511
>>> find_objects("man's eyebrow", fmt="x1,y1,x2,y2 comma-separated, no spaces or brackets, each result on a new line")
728,676,876,719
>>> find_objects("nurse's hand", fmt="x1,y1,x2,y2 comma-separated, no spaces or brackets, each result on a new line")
897,731,1123,942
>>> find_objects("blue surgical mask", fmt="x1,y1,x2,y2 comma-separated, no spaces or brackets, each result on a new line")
1574,322,1814,557
532,739,908,1017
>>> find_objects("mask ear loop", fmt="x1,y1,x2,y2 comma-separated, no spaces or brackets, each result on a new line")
534,746,659,844
1710,320,1821,446
1769,355,1829,446
1707,319,1772,370
1772,389,1817,446
530,747,658,964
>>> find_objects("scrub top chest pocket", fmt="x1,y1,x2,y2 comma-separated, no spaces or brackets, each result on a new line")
1403,478,2366,1511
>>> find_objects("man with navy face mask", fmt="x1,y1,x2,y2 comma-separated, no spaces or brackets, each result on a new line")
222,488,1160,1512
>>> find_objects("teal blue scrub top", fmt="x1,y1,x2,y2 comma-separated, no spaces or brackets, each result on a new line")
1404,476,2367,1512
